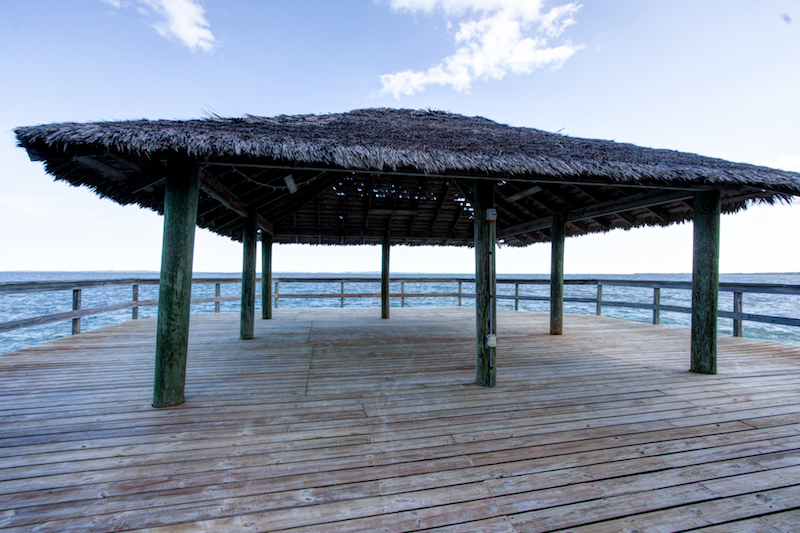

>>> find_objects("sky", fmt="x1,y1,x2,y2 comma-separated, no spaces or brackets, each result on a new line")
1,0,799,275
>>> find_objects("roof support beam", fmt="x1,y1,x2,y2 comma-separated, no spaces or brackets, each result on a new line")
429,179,453,232
199,171,273,235
382,230,391,319
473,180,496,388
691,190,721,374
240,207,258,340
153,155,200,409
550,211,566,335
498,190,693,239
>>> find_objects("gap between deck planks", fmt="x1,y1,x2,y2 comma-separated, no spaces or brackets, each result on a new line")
0,308,799,532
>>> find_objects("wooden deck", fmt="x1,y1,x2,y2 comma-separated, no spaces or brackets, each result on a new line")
1,308,800,532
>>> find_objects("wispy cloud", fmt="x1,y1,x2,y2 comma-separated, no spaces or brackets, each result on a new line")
103,0,215,52
381,0,582,98
774,155,800,172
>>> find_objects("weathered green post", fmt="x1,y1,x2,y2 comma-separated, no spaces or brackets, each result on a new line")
550,212,566,335
240,208,258,340
382,230,391,319
262,231,273,320
474,180,497,387
153,154,200,408
691,190,721,374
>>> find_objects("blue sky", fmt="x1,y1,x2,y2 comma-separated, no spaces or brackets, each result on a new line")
1,0,799,274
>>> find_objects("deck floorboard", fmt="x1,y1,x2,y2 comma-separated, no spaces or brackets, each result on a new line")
1,307,799,532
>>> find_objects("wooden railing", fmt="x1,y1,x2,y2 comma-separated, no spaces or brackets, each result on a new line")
1,277,798,337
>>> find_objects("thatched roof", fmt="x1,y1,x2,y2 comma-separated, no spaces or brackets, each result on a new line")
15,108,800,247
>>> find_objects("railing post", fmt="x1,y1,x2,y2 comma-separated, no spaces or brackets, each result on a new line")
72,289,81,335
515,283,520,311
132,284,139,320
458,281,463,306
733,291,743,337
653,287,661,325
340,281,344,308
261,232,273,320
275,281,280,309
401,281,405,307
596,284,603,316
215,283,221,313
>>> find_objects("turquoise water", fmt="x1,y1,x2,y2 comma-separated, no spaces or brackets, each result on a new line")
1,272,798,354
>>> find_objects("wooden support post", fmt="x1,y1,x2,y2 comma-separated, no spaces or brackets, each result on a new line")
261,232,273,320
474,180,497,387
691,190,721,374
382,230,390,319
72,289,81,335
515,283,520,311
132,284,139,320
458,281,463,307
153,154,200,409
340,281,344,308
596,284,603,316
240,209,258,340
550,212,566,335
275,281,280,308
653,287,661,325
214,283,221,313
401,281,405,307
733,292,743,337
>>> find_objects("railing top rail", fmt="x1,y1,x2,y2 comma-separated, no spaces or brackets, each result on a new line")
2,276,798,296
591,279,800,295
0,278,161,295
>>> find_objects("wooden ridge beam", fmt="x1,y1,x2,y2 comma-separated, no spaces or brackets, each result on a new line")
498,190,693,239
274,229,474,241
199,170,273,235
504,185,542,203
368,209,418,216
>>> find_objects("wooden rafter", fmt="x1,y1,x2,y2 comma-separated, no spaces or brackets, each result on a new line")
198,170,273,234
498,190,694,239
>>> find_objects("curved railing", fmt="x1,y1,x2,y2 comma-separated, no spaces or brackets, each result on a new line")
1,276,799,343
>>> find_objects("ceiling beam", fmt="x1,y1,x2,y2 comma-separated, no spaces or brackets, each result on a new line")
429,179,453,232
74,156,129,181
199,170,273,235
200,160,723,192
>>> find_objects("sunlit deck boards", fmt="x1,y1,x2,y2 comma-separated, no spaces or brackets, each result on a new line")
1,308,800,532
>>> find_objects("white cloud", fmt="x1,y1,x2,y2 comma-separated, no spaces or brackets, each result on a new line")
381,0,582,98
103,0,215,52
773,155,800,172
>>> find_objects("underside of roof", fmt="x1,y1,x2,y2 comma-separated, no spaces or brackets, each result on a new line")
15,108,800,247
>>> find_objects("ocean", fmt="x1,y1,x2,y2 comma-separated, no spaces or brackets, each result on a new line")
1,271,799,355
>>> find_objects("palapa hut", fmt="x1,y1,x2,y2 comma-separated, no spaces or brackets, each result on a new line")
15,108,800,408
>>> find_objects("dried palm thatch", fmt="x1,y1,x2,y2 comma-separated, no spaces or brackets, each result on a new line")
15,108,800,246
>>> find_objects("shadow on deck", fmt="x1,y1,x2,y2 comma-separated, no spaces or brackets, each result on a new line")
1,308,800,532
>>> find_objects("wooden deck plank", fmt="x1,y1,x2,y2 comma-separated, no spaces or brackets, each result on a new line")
0,308,799,532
